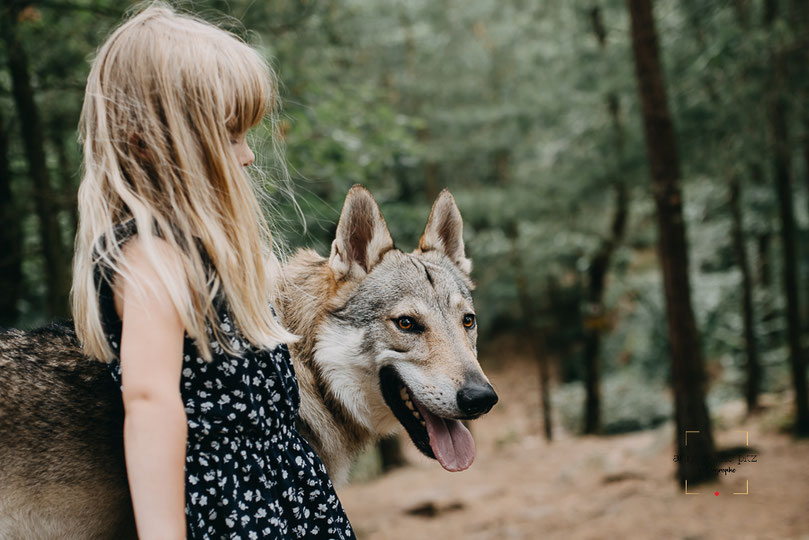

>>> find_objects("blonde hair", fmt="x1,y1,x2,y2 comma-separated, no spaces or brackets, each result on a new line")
72,3,297,362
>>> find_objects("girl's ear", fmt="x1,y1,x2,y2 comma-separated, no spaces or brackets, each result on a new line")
414,189,472,275
329,185,394,281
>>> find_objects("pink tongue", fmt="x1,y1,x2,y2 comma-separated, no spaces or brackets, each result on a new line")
414,400,475,472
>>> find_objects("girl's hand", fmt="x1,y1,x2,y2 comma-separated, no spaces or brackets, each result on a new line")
116,238,188,539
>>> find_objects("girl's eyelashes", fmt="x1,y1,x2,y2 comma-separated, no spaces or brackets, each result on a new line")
229,131,247,145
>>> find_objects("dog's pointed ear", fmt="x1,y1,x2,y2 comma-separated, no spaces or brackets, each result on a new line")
329,185,394,281
415,189,472,274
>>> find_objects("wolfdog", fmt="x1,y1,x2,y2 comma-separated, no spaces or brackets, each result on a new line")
0,186,498,538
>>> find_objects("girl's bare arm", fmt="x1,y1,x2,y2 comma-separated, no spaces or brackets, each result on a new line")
117,239,188,539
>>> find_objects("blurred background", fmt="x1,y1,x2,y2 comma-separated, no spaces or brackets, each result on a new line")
2,0,809,538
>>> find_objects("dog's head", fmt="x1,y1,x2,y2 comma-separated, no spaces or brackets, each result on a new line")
322,185,498,472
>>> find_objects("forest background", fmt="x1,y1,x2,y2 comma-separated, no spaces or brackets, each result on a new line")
2,1,809,532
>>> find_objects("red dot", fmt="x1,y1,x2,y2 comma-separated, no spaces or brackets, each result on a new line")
714,491,719,496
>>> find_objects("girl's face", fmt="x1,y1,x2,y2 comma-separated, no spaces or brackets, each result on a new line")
230,131,255,167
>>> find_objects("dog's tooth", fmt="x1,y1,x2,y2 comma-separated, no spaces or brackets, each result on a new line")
412,410,420,419
399,387,408,401
405,400,414,411
419,419,426,427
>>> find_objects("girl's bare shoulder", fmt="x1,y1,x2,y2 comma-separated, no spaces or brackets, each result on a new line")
113,236,187,320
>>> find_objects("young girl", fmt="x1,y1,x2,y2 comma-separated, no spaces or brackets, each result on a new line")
71,5,353,539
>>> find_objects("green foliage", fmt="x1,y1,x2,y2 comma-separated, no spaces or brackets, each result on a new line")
2,0,808,430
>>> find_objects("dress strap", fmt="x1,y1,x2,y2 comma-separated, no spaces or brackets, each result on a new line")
92,219,138,352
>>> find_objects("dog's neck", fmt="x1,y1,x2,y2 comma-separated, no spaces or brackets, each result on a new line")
277,249,398,486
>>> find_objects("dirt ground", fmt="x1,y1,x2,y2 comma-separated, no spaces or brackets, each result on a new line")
338,355,809,540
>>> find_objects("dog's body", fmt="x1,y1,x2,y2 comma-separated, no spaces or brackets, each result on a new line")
0,323,136,539
0,187,497,538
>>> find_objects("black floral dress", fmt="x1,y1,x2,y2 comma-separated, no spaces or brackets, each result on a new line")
93,221,353,539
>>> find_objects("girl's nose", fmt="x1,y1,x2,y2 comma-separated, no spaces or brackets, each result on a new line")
242,146,255,167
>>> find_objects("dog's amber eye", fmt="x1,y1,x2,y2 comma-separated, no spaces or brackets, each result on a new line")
463,314,476,329
397,317,415,331
393,316,424,333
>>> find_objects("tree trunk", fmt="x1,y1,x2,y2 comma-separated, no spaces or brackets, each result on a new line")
583,182,628,434
377,435,407,472
535,326,552,442
805,136,809,266
765,0,809,436
756,234,771,288
50,130,79,243
627,0,717,485
687,0,761,416
0,103,23,326
755,231,780,348
770,93,809,434
729,177,760,413
508,221,553,441
792,0,809,341
582,4,630,435
804,134,809,335
2,4,69,318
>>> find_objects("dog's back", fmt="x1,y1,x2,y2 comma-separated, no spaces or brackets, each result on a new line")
0,323,136,539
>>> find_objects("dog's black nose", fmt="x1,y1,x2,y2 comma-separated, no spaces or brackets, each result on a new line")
457,383,498,416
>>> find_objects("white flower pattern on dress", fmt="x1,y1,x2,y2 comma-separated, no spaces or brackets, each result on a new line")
94,221,353,539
